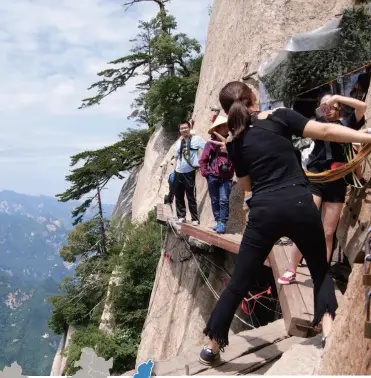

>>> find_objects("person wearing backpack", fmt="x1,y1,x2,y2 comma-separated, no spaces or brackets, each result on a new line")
174,121,206,225
200,115,235,234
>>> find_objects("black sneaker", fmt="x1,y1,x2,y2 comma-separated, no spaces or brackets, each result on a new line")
198,346,220,365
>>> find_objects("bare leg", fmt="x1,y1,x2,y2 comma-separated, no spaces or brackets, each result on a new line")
207,339,219,352
321,202,344,263
322,312,333,339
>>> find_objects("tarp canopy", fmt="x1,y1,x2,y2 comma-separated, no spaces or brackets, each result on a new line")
258,18,342,78
258,5,371,103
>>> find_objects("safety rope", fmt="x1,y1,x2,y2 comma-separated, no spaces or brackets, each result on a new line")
190,251,256,329
305,143,371,183
167,220,282,316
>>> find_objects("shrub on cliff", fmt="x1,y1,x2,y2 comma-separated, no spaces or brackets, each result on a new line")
49,210,162,375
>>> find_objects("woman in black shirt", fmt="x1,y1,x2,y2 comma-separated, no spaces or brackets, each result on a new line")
278,94,367,286
199,81,371,365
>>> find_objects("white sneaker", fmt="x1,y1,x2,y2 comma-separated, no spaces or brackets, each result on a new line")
192,220,200,226
176,218,185,224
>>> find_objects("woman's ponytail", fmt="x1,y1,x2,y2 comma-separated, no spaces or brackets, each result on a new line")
219,81,256,139
227,99,252,139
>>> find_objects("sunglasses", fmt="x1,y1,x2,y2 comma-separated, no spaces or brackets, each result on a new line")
320,103,340,113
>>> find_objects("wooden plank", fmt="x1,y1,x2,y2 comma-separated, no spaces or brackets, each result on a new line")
281,245,313,320
153,320,288,376
247,360,276,375
269,246,311,337
291,252,343,315
180,223,242,254
180,223,270,267
156,203,172,225
197,336,304,376
295,263,314,318
181,319,287,359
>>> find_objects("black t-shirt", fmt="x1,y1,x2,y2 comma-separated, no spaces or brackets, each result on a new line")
306,111,365,173
227,108,309,196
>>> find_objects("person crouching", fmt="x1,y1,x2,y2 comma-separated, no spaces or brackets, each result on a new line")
200,115,234,234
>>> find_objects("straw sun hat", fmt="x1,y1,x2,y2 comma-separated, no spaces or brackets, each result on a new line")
208,114,228,135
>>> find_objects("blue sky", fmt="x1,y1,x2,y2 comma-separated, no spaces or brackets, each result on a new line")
0,0,209,204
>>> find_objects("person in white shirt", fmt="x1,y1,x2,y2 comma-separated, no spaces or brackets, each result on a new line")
174,121,206,225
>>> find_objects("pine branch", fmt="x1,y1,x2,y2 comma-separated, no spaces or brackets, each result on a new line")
123,0,170,12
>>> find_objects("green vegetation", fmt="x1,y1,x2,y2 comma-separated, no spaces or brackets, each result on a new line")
261,6,371,103
49,2,203,374
49,211,162,375
56,128,151,257
80,2,203,131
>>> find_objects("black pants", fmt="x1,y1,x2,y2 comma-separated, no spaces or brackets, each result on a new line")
203,184,337,348
174,171,199,221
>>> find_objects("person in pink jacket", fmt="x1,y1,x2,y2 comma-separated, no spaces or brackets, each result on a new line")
200,115,234,234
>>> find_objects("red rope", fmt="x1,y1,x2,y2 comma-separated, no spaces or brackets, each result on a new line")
241,299,256,315
223,280,272,316
243,287,271,303
210,113,218,123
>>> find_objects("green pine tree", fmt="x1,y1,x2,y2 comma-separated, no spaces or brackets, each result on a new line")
80,7,202,131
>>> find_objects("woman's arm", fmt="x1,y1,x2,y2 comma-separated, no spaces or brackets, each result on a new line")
238,176,251,193
328,94,367,121
199,143,211,177
303,120,371,144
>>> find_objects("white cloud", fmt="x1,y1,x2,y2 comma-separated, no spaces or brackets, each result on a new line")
0,0,209,203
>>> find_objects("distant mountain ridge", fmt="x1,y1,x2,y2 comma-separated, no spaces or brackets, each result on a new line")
0,190,114,230
0,190,114,375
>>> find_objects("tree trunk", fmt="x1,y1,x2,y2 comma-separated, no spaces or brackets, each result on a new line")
97,185,107,256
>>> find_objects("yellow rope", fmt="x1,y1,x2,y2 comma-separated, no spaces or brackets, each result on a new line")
305,143,371,183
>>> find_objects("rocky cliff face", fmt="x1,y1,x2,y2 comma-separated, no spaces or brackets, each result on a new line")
131,127,178,222
113,165,142,220
130,0,354,367
135,232,251,365
319,265,371,375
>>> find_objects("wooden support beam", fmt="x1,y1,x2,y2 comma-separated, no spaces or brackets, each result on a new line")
156,203,173,225
268,245,312,337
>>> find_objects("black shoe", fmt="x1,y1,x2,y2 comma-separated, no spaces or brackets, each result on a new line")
199,346,220,365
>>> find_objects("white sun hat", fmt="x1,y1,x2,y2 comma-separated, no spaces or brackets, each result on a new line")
208,115,228,135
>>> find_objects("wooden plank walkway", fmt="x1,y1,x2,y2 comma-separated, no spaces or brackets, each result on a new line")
156,203,243,254
180,223,243,254
152,319,304,376
156,203,270,267
155,204,343,338
269,245,343,337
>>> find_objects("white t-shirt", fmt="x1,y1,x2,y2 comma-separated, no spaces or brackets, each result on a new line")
175,135,206,173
